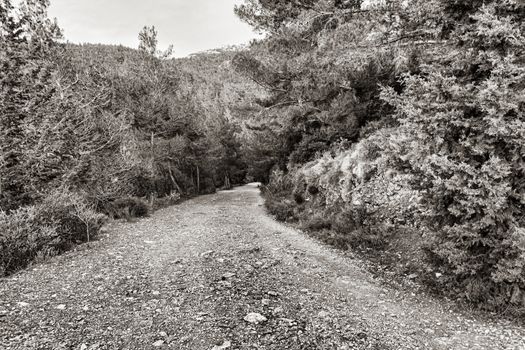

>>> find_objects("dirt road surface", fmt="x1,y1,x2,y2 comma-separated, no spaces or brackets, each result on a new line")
1,184,524,349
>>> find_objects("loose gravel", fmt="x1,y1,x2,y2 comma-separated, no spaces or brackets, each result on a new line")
1,184,524,349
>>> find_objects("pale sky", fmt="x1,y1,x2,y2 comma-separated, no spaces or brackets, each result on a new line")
48,0,258,57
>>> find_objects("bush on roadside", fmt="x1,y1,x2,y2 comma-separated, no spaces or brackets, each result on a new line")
0,190,106,276
107,197,150,220
199,177,217,195
38,191,107,245
261,169,294,198
152,192,182,210
377,1,525,310
0,207,57,276
265,197,296,222
301,213,332,231
261,168,298,222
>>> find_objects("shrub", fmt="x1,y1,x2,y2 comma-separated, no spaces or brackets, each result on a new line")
262,169,294,198
38,191,107,245
0,207,57,276
107,197,150,219
331,210,358,235
261,168,300,221
0,190,106,276
152,192,181,210
200,177,217,195
265,198,296,222
378,1,525,309
301,213,332,231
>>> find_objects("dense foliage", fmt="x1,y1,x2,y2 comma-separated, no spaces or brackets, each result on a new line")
0,0,251,275
380,1,525,307
2,0,525,313
235,0,525,311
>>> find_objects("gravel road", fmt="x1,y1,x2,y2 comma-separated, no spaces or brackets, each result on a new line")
1,183,524,350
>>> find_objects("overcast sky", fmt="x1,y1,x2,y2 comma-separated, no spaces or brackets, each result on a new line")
48,0,259,57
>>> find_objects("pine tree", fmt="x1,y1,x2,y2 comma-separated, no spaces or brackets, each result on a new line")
381,0,525,307
1,0,58,208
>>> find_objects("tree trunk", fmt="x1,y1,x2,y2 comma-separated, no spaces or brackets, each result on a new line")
196,166,200,194
150,132,154,152
168,165,182,194
224,174,232,190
